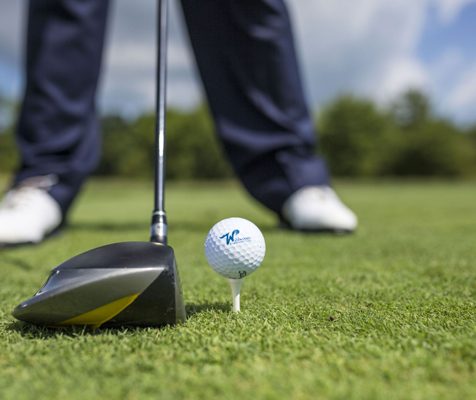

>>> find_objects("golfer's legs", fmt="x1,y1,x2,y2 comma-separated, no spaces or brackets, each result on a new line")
180,0,329,214
15,0,110,215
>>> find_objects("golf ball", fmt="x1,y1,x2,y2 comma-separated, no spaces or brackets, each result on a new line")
204,217,266,279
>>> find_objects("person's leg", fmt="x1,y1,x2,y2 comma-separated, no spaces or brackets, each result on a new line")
15,0,110,216
180,0,329,215
0,0,110,246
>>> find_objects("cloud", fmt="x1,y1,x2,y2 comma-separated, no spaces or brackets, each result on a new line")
0,1,23,65
446,63,476,115
434,0,476,24
0,0,475,123
100,0,199,116
376,58,429,100
420,47,476,123
289,0,430,107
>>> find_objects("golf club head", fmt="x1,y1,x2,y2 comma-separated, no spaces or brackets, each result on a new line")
12,242,186,328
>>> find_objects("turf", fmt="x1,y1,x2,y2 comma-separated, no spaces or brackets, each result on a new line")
0,179,475,400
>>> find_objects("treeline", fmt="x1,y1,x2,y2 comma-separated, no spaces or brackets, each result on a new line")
1,90,475,179
319,90,476,177
97,106,233,179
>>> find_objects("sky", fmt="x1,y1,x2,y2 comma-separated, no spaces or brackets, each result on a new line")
0,0,475,125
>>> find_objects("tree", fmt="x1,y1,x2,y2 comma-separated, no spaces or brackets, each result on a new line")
388,91,475,177
0,125,19,174
389,120,475,177
391,89,432,129
318,96,399,176
166,106,232,179
97,106,232,180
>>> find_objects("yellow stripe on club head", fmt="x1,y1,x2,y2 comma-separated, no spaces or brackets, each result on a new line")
60,293,140,328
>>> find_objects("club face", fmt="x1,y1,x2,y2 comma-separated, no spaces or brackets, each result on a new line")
12,242,186,328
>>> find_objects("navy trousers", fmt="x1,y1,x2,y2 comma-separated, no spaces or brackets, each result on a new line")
16,0,329,216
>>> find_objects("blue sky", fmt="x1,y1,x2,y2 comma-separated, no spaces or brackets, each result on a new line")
0,0,475,125
413,1,476,122
419,2,476,61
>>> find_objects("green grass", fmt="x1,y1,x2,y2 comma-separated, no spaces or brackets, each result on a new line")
0,179,475,400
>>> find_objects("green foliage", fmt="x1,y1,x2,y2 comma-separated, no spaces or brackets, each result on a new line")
97,107,232,180
319,96,399,176
96,115,142,177
389,120,476,177
166,106,232,180
387,91,476,177
1,91,475,179
391,89,432,129
318,90,476,177
0,125,18,174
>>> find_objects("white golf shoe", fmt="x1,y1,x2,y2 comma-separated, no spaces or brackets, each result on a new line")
282,186,357,233
0,183,62,246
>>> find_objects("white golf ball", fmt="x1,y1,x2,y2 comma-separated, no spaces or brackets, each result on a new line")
204,217,266,279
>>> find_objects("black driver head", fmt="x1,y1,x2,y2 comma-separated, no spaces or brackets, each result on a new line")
12,242,186,328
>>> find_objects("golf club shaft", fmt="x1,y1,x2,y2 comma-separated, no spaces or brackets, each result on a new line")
151,0,168,245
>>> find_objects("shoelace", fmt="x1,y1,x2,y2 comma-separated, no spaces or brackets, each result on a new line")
301,187,343,205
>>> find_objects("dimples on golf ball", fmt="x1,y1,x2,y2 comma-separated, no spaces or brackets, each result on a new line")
205,218,266,279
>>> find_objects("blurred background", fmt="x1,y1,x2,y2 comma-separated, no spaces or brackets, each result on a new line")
1,0,475,180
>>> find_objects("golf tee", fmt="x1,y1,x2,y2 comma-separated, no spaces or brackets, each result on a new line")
228,279,243,312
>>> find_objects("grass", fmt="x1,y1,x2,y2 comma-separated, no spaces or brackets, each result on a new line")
0,178,475,399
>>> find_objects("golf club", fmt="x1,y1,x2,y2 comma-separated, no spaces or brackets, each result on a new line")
12,0,186,328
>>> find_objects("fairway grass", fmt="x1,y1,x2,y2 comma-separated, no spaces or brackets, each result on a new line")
0,179,475,399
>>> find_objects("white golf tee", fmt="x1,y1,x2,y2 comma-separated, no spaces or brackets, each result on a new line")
228,279,243,312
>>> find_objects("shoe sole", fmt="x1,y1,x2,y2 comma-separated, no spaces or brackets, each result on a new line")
278,220,356,235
